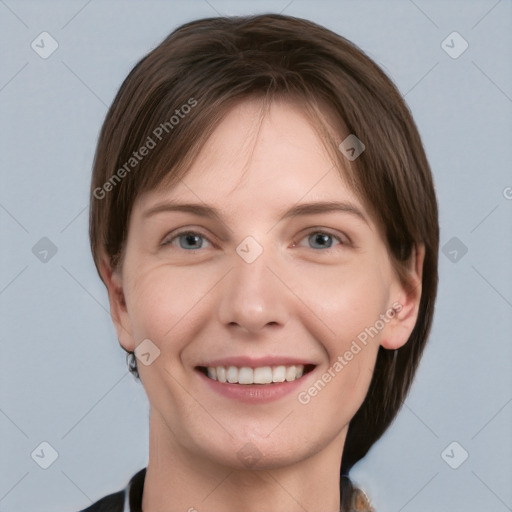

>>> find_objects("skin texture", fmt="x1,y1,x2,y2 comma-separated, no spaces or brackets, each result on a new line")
100,97,423,512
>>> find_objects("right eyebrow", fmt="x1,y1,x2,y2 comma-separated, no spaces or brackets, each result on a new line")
142,201,224,223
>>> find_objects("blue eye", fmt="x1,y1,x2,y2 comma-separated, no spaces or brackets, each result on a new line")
162,229,346,251
301,231,344,250
163,231,211,250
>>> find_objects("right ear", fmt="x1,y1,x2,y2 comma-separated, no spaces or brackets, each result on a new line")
99,253,136,353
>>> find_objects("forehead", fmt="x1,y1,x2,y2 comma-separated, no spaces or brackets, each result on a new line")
137,97,362,213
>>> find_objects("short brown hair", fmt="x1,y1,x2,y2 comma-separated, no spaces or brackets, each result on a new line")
89,13,439,482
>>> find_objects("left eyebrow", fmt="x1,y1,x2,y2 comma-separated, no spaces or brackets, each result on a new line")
142,200,369,225
279,201,368,225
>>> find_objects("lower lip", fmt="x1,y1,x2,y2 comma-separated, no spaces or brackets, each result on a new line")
196,368,315,404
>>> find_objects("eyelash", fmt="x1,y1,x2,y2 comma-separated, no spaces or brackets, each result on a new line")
161,228,349,251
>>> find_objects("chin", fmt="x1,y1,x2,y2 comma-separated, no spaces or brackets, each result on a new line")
187,425,317,471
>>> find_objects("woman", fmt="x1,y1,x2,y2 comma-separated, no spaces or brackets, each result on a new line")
83,12,439,512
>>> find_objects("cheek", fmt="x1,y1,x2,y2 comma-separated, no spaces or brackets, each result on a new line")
124,265,214,351
295,261,390,345
295,342,378,443
297,262,387,394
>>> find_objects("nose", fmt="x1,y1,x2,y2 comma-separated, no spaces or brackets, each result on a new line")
216,244,290,335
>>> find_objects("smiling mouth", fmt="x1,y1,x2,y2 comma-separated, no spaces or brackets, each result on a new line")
196,364,316,385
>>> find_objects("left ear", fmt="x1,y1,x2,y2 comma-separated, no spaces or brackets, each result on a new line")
381,243,425,350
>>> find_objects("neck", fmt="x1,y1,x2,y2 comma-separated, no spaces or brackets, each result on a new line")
141,409,345,512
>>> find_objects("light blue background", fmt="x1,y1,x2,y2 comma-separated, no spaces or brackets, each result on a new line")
1,1,511,511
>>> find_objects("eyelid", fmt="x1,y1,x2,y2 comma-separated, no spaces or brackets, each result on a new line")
161,228,215,248
298,227,352,246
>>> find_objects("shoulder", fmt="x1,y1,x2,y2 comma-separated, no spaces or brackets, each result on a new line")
75,468,146,512
340,475,374,512
350,486,374,511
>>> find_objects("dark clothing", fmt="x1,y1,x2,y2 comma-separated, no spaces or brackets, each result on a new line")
78,467,373,511
79,468,145,512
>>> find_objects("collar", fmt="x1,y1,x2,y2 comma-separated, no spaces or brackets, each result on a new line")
122,467,372,511
124,467,146,512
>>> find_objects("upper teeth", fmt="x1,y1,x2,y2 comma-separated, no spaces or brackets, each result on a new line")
206,365,305,384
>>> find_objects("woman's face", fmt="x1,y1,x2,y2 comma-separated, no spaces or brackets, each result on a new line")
105,97,418,470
